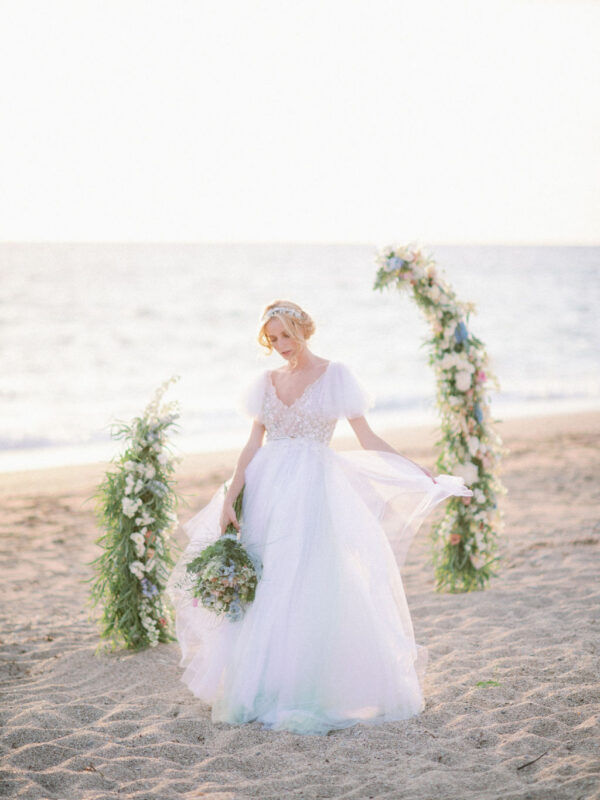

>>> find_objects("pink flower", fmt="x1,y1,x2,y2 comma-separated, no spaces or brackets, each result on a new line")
477,370,487,382
449,533,462,545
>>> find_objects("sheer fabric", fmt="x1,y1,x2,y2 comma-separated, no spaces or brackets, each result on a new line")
167,360,472,735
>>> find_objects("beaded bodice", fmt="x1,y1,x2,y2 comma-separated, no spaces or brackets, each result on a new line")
263,369,337,445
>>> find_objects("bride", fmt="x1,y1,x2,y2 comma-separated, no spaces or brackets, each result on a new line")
167,299,473,736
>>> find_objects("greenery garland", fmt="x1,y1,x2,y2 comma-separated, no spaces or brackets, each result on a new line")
373,242,509,592
88,376,181,649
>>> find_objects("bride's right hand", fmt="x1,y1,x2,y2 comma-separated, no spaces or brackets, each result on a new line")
219,502,240,536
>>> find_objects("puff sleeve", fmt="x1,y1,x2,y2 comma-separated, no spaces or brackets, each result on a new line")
237,370,268,423
319,362,376,420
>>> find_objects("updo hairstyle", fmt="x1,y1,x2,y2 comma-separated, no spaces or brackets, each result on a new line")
257,300,316,364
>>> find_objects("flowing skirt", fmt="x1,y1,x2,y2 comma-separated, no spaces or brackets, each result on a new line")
167,438,472,736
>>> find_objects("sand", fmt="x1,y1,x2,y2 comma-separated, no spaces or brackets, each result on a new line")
1,410,599,800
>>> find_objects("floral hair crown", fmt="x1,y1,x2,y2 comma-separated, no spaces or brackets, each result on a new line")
262,306,304,321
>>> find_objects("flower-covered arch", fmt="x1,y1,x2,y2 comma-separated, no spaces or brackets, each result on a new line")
374,242,508,592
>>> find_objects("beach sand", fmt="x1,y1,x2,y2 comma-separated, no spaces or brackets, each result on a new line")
1,410,599,800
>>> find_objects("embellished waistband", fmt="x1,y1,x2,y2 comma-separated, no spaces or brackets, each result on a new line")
265,435,330,448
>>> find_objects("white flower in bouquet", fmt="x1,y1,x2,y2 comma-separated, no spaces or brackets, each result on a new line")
467,436,481,456
129,560,146,579
440,352,460,370
455,370,472,392
453,460,479,486
473,488,486,505
455,356,475,373
122,497,142,517
135,512,155,526
130,532,145,557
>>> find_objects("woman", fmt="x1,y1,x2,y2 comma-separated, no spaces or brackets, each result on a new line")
167,300,473,736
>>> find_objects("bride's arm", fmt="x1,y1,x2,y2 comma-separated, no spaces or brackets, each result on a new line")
221,421,266,531
347,415,436,482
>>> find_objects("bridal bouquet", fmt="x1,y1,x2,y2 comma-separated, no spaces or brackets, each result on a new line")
186,486,260,621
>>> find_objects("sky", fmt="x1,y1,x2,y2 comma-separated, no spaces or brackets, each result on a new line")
0,0,598,245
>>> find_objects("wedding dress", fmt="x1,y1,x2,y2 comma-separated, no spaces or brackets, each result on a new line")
167,360,473,736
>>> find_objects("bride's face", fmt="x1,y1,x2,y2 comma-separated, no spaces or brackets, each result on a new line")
265,318,304,362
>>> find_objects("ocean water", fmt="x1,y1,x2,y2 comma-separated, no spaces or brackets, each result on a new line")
1,242,598,472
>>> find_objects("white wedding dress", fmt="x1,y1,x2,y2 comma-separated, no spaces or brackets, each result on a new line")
167,361,473,736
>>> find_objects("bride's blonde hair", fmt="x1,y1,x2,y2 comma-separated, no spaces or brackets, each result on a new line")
258,301,316,367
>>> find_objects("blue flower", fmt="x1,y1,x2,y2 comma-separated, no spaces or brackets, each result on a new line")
473,402,483,423
454,321,469,343
387,256,405,271
141,578,159,598
227,600,243,621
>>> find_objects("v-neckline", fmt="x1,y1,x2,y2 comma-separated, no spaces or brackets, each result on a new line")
268,361,333,409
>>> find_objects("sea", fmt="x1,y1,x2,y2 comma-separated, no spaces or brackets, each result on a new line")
1,242,598,472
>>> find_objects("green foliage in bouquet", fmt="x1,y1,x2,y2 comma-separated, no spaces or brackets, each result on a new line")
185,485,261,621
88,377,181,650
373,242,509,593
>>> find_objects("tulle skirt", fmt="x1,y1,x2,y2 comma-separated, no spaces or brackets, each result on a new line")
167,438,472,736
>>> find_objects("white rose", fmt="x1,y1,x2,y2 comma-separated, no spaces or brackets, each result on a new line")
467,436,481,456
453,461,479,485
440,353,460,370
455,357,475,374
455,371,472,392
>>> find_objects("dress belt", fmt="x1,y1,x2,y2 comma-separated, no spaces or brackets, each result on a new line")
266,435,329,446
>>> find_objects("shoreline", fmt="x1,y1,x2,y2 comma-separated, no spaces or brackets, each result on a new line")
0,407,598,500
1,396,598,477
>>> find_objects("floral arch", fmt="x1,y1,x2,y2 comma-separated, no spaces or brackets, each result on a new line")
373,242,508,592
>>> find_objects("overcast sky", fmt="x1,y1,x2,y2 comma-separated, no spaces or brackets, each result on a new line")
1,0,598,244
